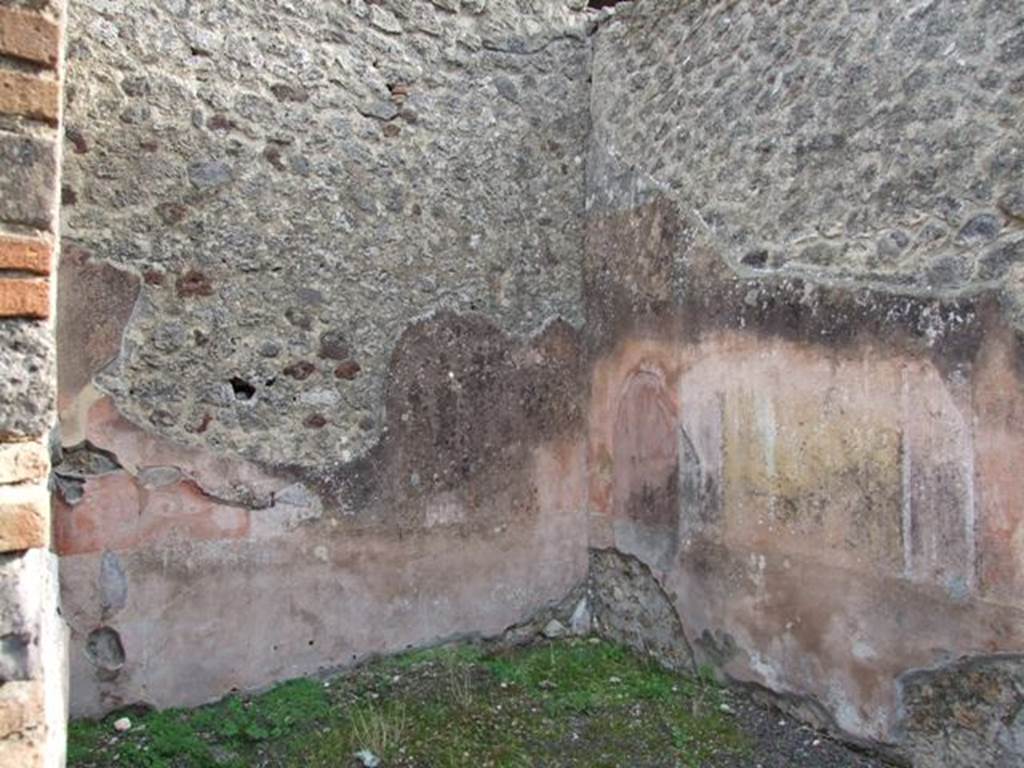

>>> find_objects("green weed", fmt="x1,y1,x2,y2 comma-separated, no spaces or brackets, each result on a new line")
69,638,749,768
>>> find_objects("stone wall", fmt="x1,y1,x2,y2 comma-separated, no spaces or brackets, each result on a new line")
589,0,1024,306
59,0,589,465
0,0,67,765
587,1,1024,765
57,0,593,716
50,0,1024,765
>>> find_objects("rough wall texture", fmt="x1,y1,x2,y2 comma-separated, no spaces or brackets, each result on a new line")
0,0,68,765
60,0,589,465
55,0,1024,766
588,548,694,674
590,0,1024,309
587,1,1024,766
58,0,593,717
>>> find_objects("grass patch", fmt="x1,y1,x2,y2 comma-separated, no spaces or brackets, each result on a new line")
68,638,749,768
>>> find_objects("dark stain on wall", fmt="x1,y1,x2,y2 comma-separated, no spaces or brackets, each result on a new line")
585,193,1007,381
277,311,585,530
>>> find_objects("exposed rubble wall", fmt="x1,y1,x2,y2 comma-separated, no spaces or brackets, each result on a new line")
50,0,1024,766
57,0,592,717
0,0,68,765
587,1,1024,765
59,0,590,465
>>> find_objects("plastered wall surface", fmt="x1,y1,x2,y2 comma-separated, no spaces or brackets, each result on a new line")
57,0,593,717
51,0,1024,765
587,1,1024,764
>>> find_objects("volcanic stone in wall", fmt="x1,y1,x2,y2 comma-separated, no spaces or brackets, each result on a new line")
898,655,1024,768
590,0,1024,306
588,549,695,675
0,320,54,440
61,0,590,467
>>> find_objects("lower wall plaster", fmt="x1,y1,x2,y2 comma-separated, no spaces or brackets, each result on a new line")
56,202,1024,768
46,2,1024,766
55,289,590,715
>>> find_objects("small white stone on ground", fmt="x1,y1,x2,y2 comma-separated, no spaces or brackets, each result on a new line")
113,717,131,732
355,749,380,767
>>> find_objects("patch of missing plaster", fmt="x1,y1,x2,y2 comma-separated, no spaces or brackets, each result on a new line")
896,654,1024,768
99,552,127,617
53,441,124,505
136,466,182,489
498,580,592,648
587,548,697,675
180,476,268,511
85,626,125,676
0,631,36,682
54,476,84,506
695,628,739,667
251,483,323,537
54,441,122,478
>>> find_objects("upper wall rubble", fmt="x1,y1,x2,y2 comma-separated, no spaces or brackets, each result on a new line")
60,0,592,468
586,2,1024,766
590,0,1024,315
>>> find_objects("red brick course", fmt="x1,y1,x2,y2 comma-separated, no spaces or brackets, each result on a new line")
0,71,60,123
0,7,61,67
0,235,52,275
0,278,49,318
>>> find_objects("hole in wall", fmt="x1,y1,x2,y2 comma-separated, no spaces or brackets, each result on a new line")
741,249,770,268
0,632,34,680
229,377,256,401
588,0,629,8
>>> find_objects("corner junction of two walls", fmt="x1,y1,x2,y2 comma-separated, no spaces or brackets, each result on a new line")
2,1,1024,767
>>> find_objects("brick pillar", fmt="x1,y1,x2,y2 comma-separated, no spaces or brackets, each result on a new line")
0,0,68,766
